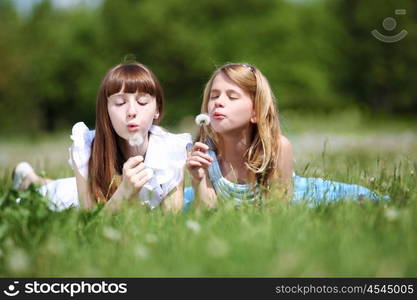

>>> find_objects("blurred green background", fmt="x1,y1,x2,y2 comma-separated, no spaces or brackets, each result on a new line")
0,0,416,136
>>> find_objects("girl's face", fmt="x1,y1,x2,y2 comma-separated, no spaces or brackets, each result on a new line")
107,91,159,142
207,72,256,135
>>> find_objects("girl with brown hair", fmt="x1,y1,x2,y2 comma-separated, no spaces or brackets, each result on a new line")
13,62,191,212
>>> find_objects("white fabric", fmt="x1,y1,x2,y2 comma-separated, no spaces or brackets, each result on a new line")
39,177,78,210
41,122,192,210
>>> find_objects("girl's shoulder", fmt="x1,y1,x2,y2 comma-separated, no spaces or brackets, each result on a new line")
71,122,95,146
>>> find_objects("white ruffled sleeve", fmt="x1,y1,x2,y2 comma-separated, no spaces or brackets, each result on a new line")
139,126,192,209
68,122,95,179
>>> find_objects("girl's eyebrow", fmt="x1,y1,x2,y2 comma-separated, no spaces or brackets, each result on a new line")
210,88,240,94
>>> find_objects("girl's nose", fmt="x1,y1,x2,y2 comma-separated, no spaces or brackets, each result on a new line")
126,101,137,119
214,96,225,108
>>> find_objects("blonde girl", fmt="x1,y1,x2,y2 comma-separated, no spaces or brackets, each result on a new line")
185,63,385,208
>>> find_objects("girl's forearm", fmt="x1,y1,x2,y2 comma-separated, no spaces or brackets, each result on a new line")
192,176,217,209
161,183,184,213
105,185,132,212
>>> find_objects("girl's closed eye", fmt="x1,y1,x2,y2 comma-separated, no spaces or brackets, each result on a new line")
115,100,126,106
229,93,240,100
137,94,150,105
209,91,220,100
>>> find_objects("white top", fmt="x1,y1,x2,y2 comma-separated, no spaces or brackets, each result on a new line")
68,122,192,209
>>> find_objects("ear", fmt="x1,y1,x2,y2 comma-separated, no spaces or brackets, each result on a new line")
250,111,257,124
154,112,160,120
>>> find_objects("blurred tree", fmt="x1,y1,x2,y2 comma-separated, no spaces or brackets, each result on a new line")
0,0,415,136
0,0,35,134
330,0,417,114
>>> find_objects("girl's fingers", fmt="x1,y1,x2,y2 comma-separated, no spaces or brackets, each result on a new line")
130,169,152,188
192,151,213,162
130,162,146,176
187,160,202,167
192,142,209,153
189,156,211,167
123,155,144,172
134,175,151,190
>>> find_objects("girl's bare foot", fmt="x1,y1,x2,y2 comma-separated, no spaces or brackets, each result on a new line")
12,162,40,190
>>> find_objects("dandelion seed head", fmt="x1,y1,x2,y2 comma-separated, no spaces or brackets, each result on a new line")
195,114,210,126
129,133,144,147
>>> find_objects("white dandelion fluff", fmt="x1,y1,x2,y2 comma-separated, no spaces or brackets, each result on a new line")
195,113,210,126
129,133,144,147
186,220,201,233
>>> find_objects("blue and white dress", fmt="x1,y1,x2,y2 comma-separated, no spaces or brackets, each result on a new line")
39,122,192,211
183,149,388,210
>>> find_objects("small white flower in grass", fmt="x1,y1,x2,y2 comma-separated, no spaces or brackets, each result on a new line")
102,226,121,241
134,244,149,259
186,220,201,233
145,233,158,244
206,236,229,258
44,237,64,255
369,177,375,183
6,248,30,273
195,113,210,126
384,207,400,221
129,133,144,147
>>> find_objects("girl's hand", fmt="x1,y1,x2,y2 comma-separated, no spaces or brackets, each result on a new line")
120,155,152,200
186,142,213,183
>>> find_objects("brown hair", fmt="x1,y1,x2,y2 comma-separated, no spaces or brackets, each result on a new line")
89,62,164,203
198,63,282,192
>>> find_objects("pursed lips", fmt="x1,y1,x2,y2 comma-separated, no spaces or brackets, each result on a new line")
127,123,139,131
212,112,226,120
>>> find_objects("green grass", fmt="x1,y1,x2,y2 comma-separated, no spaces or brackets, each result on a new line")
0,113,416,277
0,151,416,277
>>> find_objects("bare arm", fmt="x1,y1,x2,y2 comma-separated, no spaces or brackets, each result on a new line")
186,142,217,209
161,181,184,213
276,135,294,202
192,172,217,209
105,156,152,212
71,148,95,210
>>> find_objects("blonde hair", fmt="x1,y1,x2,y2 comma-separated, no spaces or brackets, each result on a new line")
198,63,282,191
